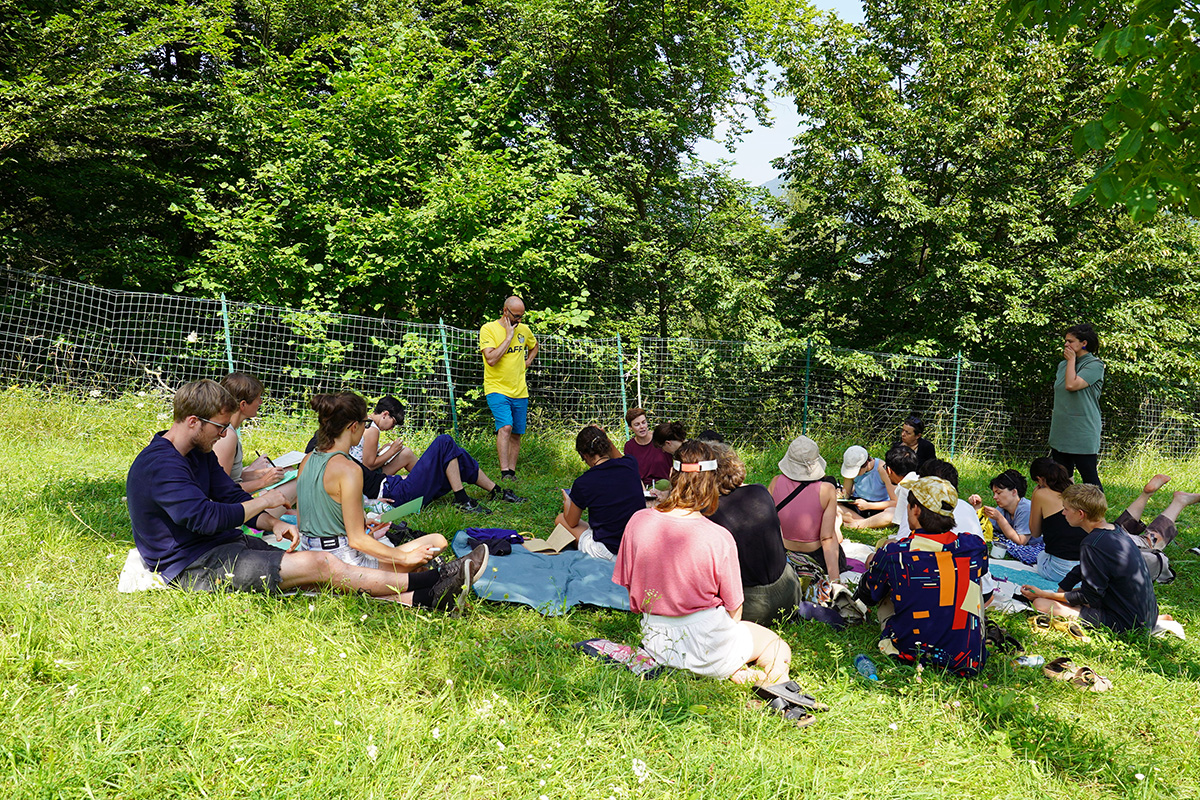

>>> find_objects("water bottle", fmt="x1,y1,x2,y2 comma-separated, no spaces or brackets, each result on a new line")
1014,655,1045,668
854,654,879,681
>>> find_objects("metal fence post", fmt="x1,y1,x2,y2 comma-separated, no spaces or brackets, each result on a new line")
636,344,643,409
616,335,630,439
438,318,459,438
802,338,813,436
951,350,963,457
219,293,235,374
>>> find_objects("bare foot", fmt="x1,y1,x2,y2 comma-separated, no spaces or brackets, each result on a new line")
1172,490,1200,507
1160,613,1174,621
1144,474,1172,494
729,667,769,686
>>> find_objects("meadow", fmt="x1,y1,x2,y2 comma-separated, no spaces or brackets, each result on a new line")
2,388,1198,799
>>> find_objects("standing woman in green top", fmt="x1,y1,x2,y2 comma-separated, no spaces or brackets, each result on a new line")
1048,324,1105,489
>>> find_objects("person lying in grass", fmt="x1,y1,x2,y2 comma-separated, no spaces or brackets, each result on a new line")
353,395,416,476
297,391,487,608
967,469,1040,564
554,425,645,561
1021,484,1165,634
126,379,466,602
613,439,793,685
855,476,989,677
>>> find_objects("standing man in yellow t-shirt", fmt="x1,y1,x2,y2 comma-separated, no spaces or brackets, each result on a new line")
480,296,538,480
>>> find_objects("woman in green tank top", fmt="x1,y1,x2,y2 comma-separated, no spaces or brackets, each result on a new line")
297,392,488,607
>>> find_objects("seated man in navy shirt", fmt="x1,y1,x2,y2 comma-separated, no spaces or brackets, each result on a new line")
1021,483,1160,633
127,379,471,603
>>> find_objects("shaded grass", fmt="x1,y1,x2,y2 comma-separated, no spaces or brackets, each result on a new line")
2,388,1199,798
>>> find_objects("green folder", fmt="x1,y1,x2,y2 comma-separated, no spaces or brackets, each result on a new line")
379,496,424,522
259,469,298,493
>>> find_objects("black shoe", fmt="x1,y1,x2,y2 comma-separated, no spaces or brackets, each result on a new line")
455,497,492,515
430,544,489,610
500,472,517,482
488,486,527,504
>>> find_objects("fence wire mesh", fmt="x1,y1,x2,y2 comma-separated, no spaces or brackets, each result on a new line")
1,266,1193,461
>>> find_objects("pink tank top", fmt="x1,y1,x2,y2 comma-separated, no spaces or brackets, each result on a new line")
771,475,825,543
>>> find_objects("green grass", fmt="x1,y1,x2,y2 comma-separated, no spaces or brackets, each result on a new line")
3,387,1199,799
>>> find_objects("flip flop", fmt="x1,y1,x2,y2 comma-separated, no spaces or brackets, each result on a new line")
1069,666,1112,692
754,681,829,712
749,697,817,728
1042,656,1076,681
1049,617,1091,643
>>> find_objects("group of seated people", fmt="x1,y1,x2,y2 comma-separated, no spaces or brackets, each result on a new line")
128,382,1178,690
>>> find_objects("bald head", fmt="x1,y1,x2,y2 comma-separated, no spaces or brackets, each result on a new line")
503,296,526,315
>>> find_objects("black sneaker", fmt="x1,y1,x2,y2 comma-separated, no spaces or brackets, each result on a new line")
455,497,492,515
430,544,489,610
488,486,527,504
500,472,517,482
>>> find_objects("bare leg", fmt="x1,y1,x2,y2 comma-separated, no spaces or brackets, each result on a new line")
384,533,449,570
554,512,590,540
445,458,464,492
382,447,417,476
1032,596,1080,618
1161,490,1200,524
474,469,498,492
278,550,413,603
729,622,791,686
509,432,522,472
1126,474,1172,520
496,425,514,472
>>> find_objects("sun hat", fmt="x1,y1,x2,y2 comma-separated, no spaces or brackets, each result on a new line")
778,436,827,482
899,476,958,518
840,445,870,479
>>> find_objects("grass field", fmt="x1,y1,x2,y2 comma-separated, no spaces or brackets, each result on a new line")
2,388,1199,799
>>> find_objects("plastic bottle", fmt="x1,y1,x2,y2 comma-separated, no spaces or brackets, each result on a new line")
1014,655,1045,668
853,654,879,681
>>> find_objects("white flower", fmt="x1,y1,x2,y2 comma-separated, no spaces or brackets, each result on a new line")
1135,773,1146,781
137,391,146,397
65,684,78,697
135,403,144,408
156,413,169,420
366,745,378,762
431,727,440,739
339,652,346,659
187,331,199,343
89,389,101,397
334,720,342,727
496,741,506,751
469,775,483,783
632,758,648,783
308,604,315,612
888,723,899,730
539,780,546,786
360,614,368,621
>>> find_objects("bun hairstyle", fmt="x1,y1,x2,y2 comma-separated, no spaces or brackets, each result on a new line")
990,469,1028,497
575,425,618,461
652,421,687,448
658,439,720,515
1030,457,1072,493
311,392,367,451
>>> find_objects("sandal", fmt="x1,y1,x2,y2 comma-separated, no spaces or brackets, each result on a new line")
985,622,1025,654
1030,614,1052,632
754,681,829,712
749,697,817,729
1049,617,1091,643
1042,656,1076,681
1068,665,1112,692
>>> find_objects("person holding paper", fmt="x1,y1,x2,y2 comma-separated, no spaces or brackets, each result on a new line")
553,426,645,560
214,372,289,494
127,380,474,604
297,392,489,608
353,395,417,475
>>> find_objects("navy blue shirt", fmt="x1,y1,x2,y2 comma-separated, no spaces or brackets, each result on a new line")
568,456,646,552
127,433,254,583
1060,525,1159,633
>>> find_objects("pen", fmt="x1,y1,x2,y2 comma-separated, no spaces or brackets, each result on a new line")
256,450,276,467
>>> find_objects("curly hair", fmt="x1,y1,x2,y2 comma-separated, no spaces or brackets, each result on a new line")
657,440,720,515
708,442,746,496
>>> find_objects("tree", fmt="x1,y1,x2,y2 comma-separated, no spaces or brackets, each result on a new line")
773,0,1200,397
1004,0,1200,219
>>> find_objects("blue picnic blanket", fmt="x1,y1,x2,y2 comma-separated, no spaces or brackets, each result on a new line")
451,530,631,615
988,559,1060,592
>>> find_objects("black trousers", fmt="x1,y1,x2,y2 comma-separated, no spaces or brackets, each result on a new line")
1050,449,1102,490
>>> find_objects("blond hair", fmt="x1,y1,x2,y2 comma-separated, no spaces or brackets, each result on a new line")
1062,483,1107,522
657,440,720,515
709,442,746,496
173,379,236,422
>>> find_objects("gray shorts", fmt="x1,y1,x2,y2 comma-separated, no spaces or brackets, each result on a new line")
173,535,285,593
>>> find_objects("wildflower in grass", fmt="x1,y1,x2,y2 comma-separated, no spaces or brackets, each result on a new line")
432,727,440,739
367,744,378,762
632,758,648,783
187,332,199,343
89,390,101,397
1136,773,1146,781
888,723,899,730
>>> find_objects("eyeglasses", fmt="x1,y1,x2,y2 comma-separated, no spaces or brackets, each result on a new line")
506,310,524,322
197,416,232,434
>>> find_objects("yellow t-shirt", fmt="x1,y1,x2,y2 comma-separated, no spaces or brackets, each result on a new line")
480,320,537,398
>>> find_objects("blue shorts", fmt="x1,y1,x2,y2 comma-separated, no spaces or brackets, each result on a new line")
486,393,528,434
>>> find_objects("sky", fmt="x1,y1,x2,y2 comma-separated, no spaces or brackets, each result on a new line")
692,0,864,187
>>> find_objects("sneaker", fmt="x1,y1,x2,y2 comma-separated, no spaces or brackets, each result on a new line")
430,544,489,610
455,497,492,515
488,486,527,504
500,472,517,482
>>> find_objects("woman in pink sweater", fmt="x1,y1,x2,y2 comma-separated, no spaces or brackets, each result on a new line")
613,440,792,685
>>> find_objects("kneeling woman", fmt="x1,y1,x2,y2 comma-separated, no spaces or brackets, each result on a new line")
614,440,792,685
555,426,646,561
298,392,487,608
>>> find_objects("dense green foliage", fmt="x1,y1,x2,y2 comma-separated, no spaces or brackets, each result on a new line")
5,0,1200,402
1005,0,1200,220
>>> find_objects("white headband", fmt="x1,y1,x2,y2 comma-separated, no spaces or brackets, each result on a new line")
673,459,718,473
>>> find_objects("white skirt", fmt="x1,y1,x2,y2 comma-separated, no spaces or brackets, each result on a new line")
640,607,754,679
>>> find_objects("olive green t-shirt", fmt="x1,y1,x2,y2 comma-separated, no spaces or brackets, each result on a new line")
1048,353,1105,454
